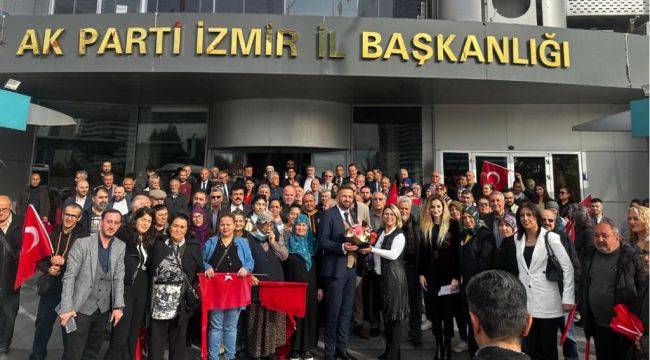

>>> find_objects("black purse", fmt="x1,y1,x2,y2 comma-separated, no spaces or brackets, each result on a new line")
172,249,200,312
544,231,564,296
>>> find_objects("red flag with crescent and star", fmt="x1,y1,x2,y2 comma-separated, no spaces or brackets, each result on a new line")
480,161,509,191
15,204,53,289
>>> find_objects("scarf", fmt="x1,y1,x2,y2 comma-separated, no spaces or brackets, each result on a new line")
286,214,318,271
190,206,209,246
462,207,486,236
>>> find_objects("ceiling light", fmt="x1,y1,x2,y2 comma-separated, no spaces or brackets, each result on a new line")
4,79,21,91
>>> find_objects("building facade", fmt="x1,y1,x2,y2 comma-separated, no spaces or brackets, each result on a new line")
0,0,648,225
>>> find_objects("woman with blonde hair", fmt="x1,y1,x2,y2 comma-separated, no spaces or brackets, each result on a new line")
417,195,461,359
627,206,649,273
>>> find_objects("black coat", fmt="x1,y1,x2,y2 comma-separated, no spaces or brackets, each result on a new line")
165,194,189,217
574,227,594,260
16,185,51,219
36,224,88,291
0,214,23,295
459,226,495,291
417,220,462,291
117,227,154,286
579,243,648,337
474,346,530,360
492,235,518,276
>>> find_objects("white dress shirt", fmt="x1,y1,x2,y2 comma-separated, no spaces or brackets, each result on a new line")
75,195,87,208
112,199,129,215
372,227,405,275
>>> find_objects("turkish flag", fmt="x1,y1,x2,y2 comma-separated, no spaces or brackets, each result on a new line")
386,180,398,206
259,281,308,318
580,194,593,208
15,205,53,289
199,273,252,360
480,161,509,191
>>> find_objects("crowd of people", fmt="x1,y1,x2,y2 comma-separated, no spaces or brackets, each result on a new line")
0,159,648,360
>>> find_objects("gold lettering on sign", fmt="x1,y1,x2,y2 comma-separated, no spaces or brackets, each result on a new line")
16,29,40,55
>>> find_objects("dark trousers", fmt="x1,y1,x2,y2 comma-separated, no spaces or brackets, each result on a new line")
324,268,356,359
106,270,149,360
362,271,382,330
524,317,563,360
405,265,422,341
149,315,190,360
462,298,478,356
384,320,402,360
63,309,110,360
0,292,20,354
453,295,468,342
30,291,67,360
592,323,634,360
424,291,454,338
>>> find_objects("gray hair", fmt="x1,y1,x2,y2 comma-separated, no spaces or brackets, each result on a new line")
595,218,620,236
257,184,270,192
466,270,528,341
397,196,412,207
489,191,504,200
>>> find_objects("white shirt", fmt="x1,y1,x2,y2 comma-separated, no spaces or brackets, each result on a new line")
137,242,148,270
337,205,354,254
75,195,87,208
0,214,12,234
112,199,129,215
372,227,405,275
303,177,314,192
230,204,243,213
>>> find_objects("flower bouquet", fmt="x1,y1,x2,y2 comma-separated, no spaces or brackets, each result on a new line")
345,221,374,248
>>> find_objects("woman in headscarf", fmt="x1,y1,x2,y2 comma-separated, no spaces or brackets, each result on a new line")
459,206,496,357
190,206,213,247
245,211,289,359
493,214,519,276
283,214,321,360
248,195,268,227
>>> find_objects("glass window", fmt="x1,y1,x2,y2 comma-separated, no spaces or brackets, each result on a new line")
34,102,138,190
391,0,421,18
334,0,358,16
358,0,379,17
245,0,282,14
215,0,243,13
75,0,98,13
353,107,422,183
286,0,333,15
514,156,547,190
212,150,245,178
312,151,347,178
102,0,140,12
53,0,75,13
135,107,207,181
152,0,200,12
442,152,469,189
552,154,581,201
200,0,214,12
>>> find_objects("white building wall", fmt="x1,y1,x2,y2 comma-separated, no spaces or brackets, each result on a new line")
433,103,649,227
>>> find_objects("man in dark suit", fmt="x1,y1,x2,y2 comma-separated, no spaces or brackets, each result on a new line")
216,170,233,205
64,180,93,213
206,188,224,232
318,186,360,360
219,184,251,217
194,167,214,194
0,195,23,357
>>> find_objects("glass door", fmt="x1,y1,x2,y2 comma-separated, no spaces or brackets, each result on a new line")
513,154,551,197
474,154,509,189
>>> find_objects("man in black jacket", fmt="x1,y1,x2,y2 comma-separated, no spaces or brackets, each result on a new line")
16,172,51,222
579,220,647,360
0,195,24,357
30,203,87,360
466,270,532,360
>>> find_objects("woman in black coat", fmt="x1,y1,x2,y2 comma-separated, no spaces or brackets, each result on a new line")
459,207,496,358
493,215,518,276
106,207,156,360
148,214,203,360
417,195,462,360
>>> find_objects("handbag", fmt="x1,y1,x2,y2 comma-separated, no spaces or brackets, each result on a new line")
171,248,200,312
544,231,564,296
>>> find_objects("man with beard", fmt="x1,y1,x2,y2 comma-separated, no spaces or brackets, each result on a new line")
503,188,519,214
107,186,128,216
81,188,109,235
65,180,93,213
30,204,88,360
359,186,372,207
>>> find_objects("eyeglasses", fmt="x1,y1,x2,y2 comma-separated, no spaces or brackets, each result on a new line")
211,195,222,199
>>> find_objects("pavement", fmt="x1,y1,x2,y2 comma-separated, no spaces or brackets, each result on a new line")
5,278,596,359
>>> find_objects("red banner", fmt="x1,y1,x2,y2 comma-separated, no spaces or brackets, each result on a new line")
259,281,308,318
480,161,509,191
15,205,53,289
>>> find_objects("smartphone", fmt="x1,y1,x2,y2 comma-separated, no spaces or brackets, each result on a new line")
64,317,77,334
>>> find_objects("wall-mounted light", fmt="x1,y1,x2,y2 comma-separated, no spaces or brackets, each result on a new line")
3,79,21,91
